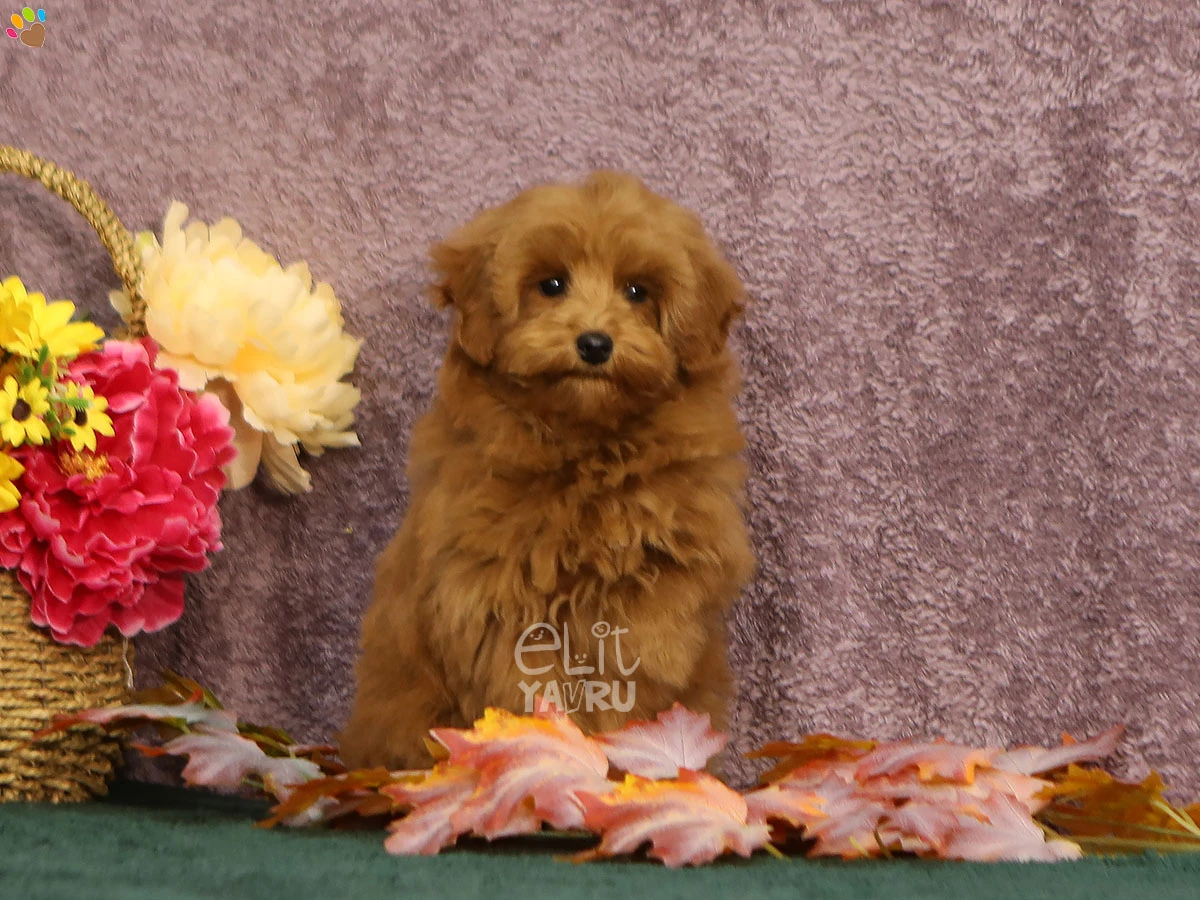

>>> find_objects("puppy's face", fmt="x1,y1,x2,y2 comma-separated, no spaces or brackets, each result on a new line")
432,172,744,425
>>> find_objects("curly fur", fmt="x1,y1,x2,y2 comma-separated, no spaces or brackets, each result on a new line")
340,172,754,770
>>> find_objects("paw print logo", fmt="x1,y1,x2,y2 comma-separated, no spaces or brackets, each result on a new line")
6,7,46,47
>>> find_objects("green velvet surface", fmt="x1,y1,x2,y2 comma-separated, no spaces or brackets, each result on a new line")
1,781,1199,900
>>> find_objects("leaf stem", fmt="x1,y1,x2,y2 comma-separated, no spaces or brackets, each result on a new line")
763,842,788,861
1040,810,1200,842
1151,799,1200,839
1070,835,1200,855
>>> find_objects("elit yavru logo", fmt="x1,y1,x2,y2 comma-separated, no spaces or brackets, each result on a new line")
6,7,46,47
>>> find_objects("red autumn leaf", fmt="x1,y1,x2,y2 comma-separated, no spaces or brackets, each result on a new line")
594,702,727,778
993,725,1124,776
574,770,774,867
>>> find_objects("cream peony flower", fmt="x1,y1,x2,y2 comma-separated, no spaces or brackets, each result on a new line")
112,202,362,493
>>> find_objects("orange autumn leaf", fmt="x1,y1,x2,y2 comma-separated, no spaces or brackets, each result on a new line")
430,704,612,833
994,726,1124,776
384,765,490,856
940,793,1081,862
854,740,1000,784
382,703,612,855
1038,765,1200,849
32,693,237,741
153,728,322,792
128,669,225,711
260,767,418,828
574,771,774,868
742,730,1129,861
743,762,1074,860
747,734,877,784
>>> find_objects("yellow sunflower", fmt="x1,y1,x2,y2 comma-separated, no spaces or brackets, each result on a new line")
61,381,115,452
0,375,51,447
0,451,23,512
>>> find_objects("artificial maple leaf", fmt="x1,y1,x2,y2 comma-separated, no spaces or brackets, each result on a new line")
1037,765,1200,850
33,695,237,740
744,730,1122,861
593,703,727,778
382,703,612,854
429,704,612,834
130,669,224,710
574,771,774,868
261,768,417,828
747,734,877,784
993,725,1124,776
745,766,886,858
237,721,303,757
871,767,1051,816
854,740,1000,784
137,727,321,794
383,765,494,855
941,793,1081,862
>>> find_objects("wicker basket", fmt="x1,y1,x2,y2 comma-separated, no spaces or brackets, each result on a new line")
0,145,148,803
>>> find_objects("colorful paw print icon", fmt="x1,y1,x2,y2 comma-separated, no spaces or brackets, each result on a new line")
6,7,46,47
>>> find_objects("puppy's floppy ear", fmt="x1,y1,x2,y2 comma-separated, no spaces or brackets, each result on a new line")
668,231,746,375
429,212,503,366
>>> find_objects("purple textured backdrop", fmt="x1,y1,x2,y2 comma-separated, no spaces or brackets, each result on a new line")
1,1,1198,792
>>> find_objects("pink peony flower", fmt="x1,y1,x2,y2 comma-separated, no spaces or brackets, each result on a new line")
0,339,235,646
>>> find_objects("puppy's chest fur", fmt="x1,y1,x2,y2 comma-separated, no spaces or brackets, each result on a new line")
424,446,699,617
413,427,737,704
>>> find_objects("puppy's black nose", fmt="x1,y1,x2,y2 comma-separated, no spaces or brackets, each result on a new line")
576,331,613,365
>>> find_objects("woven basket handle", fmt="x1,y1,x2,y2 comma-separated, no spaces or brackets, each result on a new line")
0,144,147,338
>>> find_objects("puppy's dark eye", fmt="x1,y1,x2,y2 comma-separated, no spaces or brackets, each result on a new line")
538,275,568,297
625,283,649,303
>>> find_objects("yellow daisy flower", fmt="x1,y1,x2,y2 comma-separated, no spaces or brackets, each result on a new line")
0,276,105,361
0,451,23,512
61,382,115,452
0,275,33,348
0,375,51,447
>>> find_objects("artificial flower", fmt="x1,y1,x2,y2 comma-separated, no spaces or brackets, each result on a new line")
0,278,25,348
0,375,51,446
0,338,236,646
0,451,23,512
59,381,115,452
0,275,104,360
111,203,362,494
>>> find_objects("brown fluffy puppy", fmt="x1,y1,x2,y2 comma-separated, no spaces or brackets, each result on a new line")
340,171,754,770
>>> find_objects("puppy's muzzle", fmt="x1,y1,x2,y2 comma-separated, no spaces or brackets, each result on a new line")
576,331,614,366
